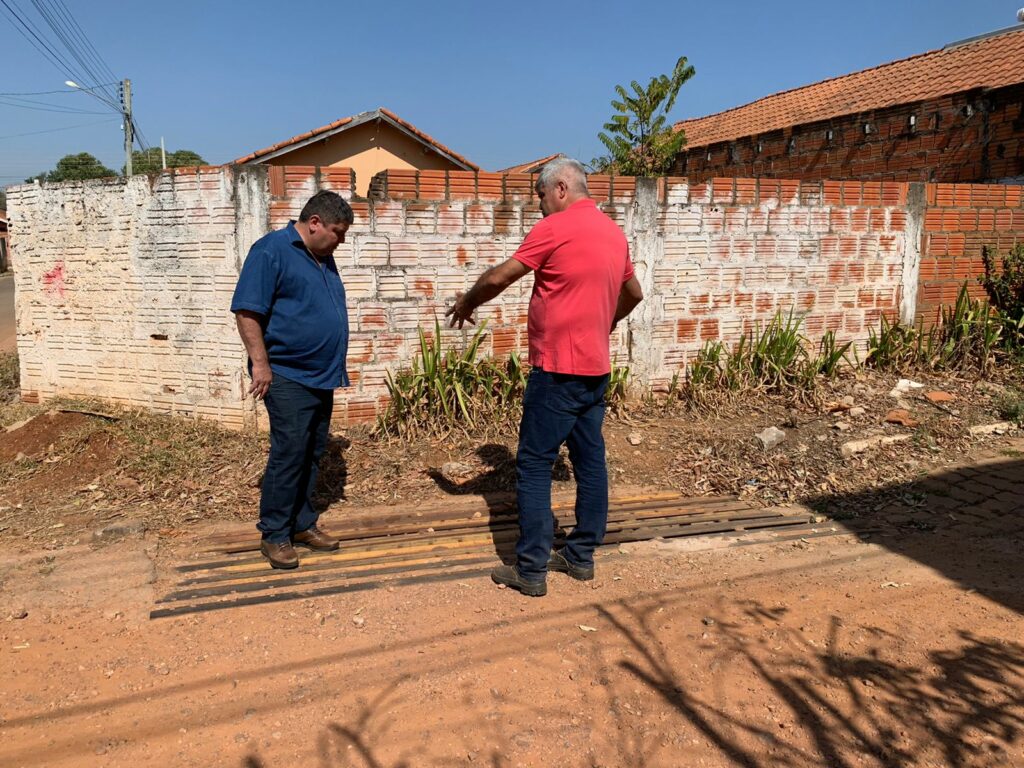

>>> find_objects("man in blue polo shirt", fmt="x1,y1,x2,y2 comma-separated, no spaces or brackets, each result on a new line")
231,190,354,569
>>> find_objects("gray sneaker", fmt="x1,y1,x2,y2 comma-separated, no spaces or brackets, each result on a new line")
547,549,594,581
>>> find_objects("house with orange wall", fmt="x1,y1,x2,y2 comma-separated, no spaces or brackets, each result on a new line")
232,107,478,196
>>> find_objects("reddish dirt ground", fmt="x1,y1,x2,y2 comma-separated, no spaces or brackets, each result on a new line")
1,441,1022,767
0,374,1022,767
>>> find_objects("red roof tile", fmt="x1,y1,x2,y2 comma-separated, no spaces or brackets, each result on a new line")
232,107,478,170
675,26,1024,149
496,153,564,174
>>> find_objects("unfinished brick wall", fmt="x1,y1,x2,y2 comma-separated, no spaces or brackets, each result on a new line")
637,177,908,388
677,83,1024,185
7,166,1020,427
917,182,1024,322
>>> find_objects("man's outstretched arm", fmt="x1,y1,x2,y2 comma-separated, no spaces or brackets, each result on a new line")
611,276,643,332
446,258,532,329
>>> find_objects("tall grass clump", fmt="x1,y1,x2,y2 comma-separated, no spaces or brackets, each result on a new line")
865,284,1007,374
375,320,527,439
676,310,852,405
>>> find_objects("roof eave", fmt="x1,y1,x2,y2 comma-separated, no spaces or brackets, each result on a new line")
235,108,478,171
375,111,477,171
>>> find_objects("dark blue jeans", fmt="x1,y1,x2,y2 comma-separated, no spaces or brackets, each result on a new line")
259,375,333,543
515,368,610,581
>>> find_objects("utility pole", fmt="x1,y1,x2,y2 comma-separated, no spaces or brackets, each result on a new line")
121,78,133,176
160,137,167,170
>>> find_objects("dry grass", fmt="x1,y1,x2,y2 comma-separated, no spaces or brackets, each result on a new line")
0,362,1019,547
0,352,18,406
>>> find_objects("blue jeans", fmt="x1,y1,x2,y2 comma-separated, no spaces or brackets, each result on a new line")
259,375,333,543
515,368,610,581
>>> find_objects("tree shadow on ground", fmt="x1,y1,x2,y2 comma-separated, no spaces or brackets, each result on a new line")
242,675,517,768
598,598,1024,768
806,454,1024,615
426,443,570,562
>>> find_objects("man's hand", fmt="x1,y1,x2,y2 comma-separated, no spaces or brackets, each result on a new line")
249,361,272,400
447,259,531,329
445,291,477,329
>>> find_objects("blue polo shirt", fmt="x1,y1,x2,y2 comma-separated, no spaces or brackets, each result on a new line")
231,221,349,390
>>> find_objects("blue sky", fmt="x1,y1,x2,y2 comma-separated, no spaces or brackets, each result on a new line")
0,1,1019,185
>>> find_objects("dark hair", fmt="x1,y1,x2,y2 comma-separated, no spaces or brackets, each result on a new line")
299,190,354,225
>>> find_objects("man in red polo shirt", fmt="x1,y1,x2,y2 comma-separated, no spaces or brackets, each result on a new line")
446,157,643,596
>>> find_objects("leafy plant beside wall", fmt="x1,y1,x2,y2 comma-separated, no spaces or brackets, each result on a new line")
981,243,1024,350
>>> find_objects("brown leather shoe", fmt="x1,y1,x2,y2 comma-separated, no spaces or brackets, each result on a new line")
260,539,299,569
292,524,340,552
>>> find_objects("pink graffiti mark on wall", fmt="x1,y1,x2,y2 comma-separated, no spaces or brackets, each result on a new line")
42,261,66,299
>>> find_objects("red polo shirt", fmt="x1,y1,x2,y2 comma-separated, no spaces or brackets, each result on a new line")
512,198,633,375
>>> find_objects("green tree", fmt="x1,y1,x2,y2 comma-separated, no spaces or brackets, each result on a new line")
25,152,115,183
598,56,696,176
124,148,207,175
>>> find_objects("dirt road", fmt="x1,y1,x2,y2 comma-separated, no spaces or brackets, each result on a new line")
0,491,1021,767
0,273,14,352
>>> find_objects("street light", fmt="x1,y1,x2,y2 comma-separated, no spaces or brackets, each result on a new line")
65,79,133,176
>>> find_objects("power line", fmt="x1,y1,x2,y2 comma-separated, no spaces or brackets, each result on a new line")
33,0,118,106
0,84,117,96
0,0,83,87
0,0,121,111
48,0,120,101
0,95,107,114
2,0,150,169
0,117,118,140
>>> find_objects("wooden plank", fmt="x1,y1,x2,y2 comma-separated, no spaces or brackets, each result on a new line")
199,498,756,556
155,491,815,619
202,492,698,546
159,555,496,604
151,567,487,620
178,507,787,576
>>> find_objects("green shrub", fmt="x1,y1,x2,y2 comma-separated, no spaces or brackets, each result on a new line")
981,243,1024,351
375,320,526,439
866,284,1005,374
994,389,1024,425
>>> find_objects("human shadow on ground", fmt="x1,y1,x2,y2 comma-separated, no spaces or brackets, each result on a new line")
806,454,1024,616
250,432,350,516
314,433,350,509
426,443,570,562
597,597,1024,767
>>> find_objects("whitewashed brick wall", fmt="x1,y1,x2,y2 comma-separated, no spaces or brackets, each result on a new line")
8,166,936,427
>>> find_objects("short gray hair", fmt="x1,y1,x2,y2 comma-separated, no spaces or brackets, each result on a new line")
536,156,589,195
